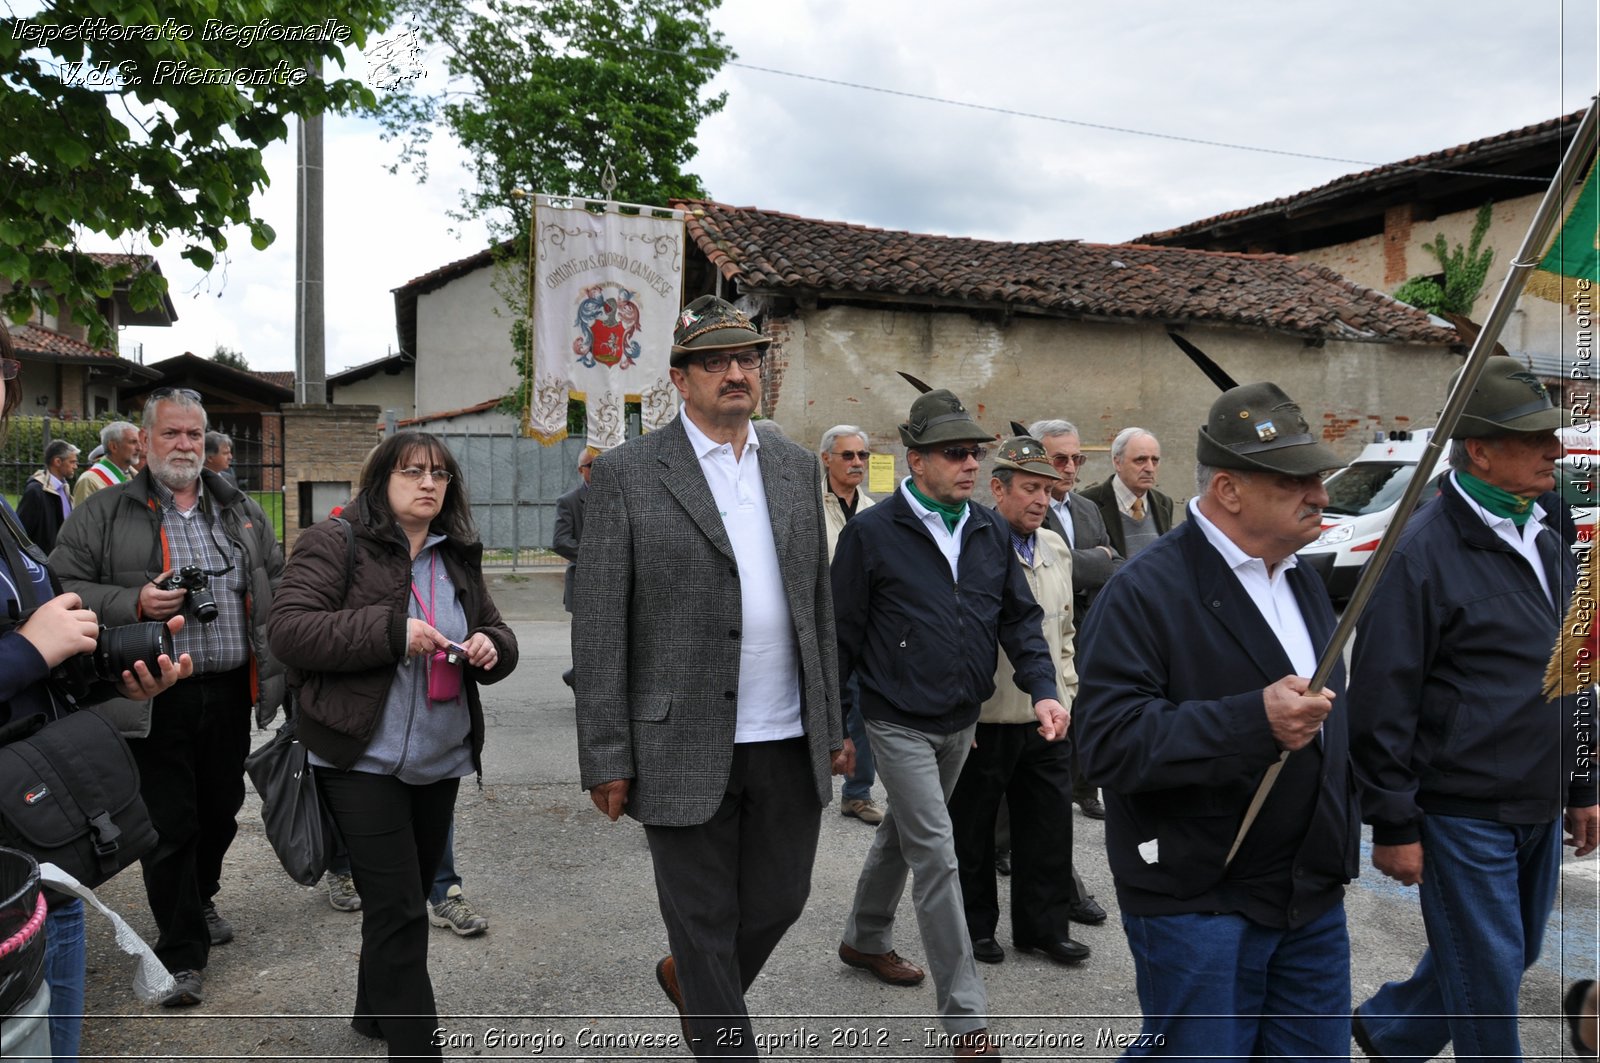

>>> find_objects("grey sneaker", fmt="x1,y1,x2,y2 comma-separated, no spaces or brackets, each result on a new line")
428,885,488,937
325,871,362,912
202,902,233,945
160,968,204,1008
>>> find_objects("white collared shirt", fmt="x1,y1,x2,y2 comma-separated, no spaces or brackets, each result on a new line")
680,409,803,742
899,477,969,579
1451,472,1553,605
1050,495,1076,547
1188,499,1317,678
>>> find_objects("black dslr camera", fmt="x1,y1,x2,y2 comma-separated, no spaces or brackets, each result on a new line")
51,621,176,702
159,564,219,624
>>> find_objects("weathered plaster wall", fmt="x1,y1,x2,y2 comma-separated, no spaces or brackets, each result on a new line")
1297,191,1581,368
764,304,1459,507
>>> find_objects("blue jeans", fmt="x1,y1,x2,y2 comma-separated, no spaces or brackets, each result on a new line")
841,676,875,801
428,820,460,906
1121,904,1350,1061
44,897,86,1062
1356,813,1562,1063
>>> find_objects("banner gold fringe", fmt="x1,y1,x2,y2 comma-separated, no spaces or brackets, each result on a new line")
1544,550,1597,700
1523,269,1592,309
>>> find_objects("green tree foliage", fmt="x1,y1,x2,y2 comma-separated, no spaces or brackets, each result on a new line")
376,0,732,233
0,0,397,346
211,343,249,370
1394,203,1496,317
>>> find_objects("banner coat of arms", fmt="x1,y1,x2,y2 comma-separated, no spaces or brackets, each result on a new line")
527,196,684,449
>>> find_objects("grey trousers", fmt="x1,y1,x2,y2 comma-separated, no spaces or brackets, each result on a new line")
843,718,987,1035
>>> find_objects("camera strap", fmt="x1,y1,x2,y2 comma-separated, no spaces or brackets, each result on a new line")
0,504,50,618
408,552,437,626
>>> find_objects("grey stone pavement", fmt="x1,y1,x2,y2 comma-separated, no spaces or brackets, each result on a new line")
75,568,1597,1060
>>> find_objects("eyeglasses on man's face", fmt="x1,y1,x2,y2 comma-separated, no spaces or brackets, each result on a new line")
693,349,765,374
1051,453,1087,469
393,466,453,484
938,445,987,463
833,449,870,462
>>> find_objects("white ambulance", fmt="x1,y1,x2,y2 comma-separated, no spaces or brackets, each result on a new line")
1298,424,1595,603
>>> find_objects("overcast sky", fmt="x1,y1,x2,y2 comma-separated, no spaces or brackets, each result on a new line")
124,0,1599,375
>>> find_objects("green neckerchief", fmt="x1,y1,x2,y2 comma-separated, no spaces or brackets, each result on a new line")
1456,471,1535,527
905,477,966,533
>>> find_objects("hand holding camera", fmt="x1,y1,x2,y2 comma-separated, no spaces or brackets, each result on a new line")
140,569,190,621
16,592,98,668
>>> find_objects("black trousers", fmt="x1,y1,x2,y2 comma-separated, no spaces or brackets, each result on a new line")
318,769,458,1061
127,667,250,973
643,739,821,1061
949,722,1081,943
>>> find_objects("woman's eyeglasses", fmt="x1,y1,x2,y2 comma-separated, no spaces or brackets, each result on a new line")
393,467,453,484
0,359,19,381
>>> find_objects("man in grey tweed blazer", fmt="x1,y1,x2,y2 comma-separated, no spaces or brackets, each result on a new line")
574,295,848,1060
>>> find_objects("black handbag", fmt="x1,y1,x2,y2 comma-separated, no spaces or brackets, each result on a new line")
0,709,157,888
244,715,336,887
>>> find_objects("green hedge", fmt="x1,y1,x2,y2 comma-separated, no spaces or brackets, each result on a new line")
1,415,134,495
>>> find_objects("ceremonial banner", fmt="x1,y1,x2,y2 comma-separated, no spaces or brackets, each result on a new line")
526,196,684,449
1526,160,1600,306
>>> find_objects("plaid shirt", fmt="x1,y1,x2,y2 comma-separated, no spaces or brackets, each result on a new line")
150,478,249,674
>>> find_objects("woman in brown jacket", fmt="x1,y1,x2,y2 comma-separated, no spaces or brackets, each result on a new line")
268,431,517,1060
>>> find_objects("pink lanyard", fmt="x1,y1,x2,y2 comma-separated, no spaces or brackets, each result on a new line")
409,552,437,625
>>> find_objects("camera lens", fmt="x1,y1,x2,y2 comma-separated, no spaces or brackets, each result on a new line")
92,622,177,682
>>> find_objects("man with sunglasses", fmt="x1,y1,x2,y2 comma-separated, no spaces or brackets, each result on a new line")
52,386,285,1009
820,424,883,826
1030,418,1123,823
833,390,1066,1059
574,295,847,1060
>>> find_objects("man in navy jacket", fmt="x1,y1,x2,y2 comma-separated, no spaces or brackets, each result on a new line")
1351,356,1599,1063
1076,382,1355,1059
833,389,1067,1059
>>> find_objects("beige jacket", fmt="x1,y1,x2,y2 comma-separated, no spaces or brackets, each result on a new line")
982,526,1077,724
822,481,875,561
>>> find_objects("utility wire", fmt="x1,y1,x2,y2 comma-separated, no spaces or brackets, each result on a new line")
699,54,1555,184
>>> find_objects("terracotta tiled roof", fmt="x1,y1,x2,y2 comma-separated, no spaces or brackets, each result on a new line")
397,397,503,427
252,370,296,389
1136,110,1585,245
11,323,120,360
678,200,1456,344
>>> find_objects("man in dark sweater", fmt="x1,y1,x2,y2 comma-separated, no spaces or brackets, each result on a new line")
1076,382,1354,1058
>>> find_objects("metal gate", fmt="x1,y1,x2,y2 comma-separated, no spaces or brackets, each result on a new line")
434,428,589,569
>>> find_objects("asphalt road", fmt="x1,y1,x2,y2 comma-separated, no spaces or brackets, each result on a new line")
74,568,1597,1060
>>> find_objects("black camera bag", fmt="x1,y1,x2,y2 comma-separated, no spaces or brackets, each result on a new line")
0,709,156,888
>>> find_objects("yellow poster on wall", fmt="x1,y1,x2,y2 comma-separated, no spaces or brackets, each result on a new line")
868,454,897,495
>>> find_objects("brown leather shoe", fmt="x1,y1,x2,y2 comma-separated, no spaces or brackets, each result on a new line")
655,956,690,1042
952,1029,1001,1058
838,942,925,986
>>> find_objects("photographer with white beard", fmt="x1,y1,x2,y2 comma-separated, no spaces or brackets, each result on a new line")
51,387,285,1010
